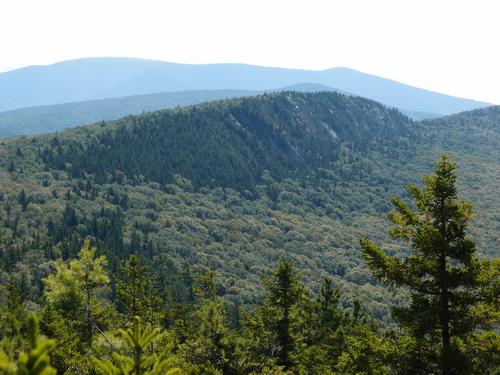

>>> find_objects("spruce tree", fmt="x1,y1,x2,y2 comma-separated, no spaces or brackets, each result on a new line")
267,260,301,370
116,255,160,324
237,260,302,373
360,155,485,374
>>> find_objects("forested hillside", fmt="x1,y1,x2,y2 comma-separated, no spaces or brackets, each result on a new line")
0,92,498,373
0,83,434,138
0,89,258,137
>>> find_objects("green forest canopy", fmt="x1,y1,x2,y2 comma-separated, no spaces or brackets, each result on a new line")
0,92,498,373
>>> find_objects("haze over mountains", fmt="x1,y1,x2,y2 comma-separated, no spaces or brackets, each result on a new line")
0,57,490,117
0,84,353,137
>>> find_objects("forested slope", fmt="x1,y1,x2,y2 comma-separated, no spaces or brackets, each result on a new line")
0,89,258,137
0,83,439,138
0,92,498,326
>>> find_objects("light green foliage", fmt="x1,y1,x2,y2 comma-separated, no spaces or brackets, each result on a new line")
44,240,108,309
0,314,56,375
70,239,109,293
334,324,391,375
0,280,28,358
92,316,181,375
43,259,83,314
41,240,113,372
44,240,109,342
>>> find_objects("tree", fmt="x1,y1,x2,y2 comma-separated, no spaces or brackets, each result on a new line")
92,316,181,375
0,279,28,357
293,278,347,373
241,260,302,372
73,240,110,342
0,313,57,375
180,300,234,374
265,260,302,370
116,255,161,324
18,189,29,211
178,270,236,374
360,155,487,374
44,239,110,343
334,323,391,375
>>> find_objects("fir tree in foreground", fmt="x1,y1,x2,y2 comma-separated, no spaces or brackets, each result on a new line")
92,316,181,375
0,313,56,375
360,155,499,374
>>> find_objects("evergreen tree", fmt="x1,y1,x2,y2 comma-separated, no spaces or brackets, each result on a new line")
0,313,57,375
293,278,347,373
180,300,235,374
44,240,110,343
266,260,301,370
92,316,181,375
0,279,28,357
360,155,489,374
334,324,391,375
116,255,160,324
18,189,29,211
241,260,302,372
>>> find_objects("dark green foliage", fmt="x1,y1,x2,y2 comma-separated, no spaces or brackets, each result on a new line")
264,260,301,369
360,155,499,374
0,93,498,373
116,255,161,323
38,92,414,191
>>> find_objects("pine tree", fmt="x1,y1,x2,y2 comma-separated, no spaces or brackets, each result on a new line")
72,240,110,342
44,239,109,343
266,260,301,370
92,316,181,375
18,189,29,211
180,300,234,374
197,302,228,370
0,279,28,356
116,255,160,324
292,278,346,374
316,278,344,332
0,313,57,375
242,260,302,371
360,155,487,374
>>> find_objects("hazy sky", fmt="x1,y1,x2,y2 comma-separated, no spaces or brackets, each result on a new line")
1,0,499,103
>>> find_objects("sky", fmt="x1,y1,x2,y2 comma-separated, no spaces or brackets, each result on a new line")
0,0,499,104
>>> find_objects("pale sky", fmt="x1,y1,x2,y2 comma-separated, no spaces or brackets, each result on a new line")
0,0,499,103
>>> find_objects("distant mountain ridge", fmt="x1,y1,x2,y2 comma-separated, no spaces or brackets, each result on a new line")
0,89,259,137
0,57,490,114
0,84,350,137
